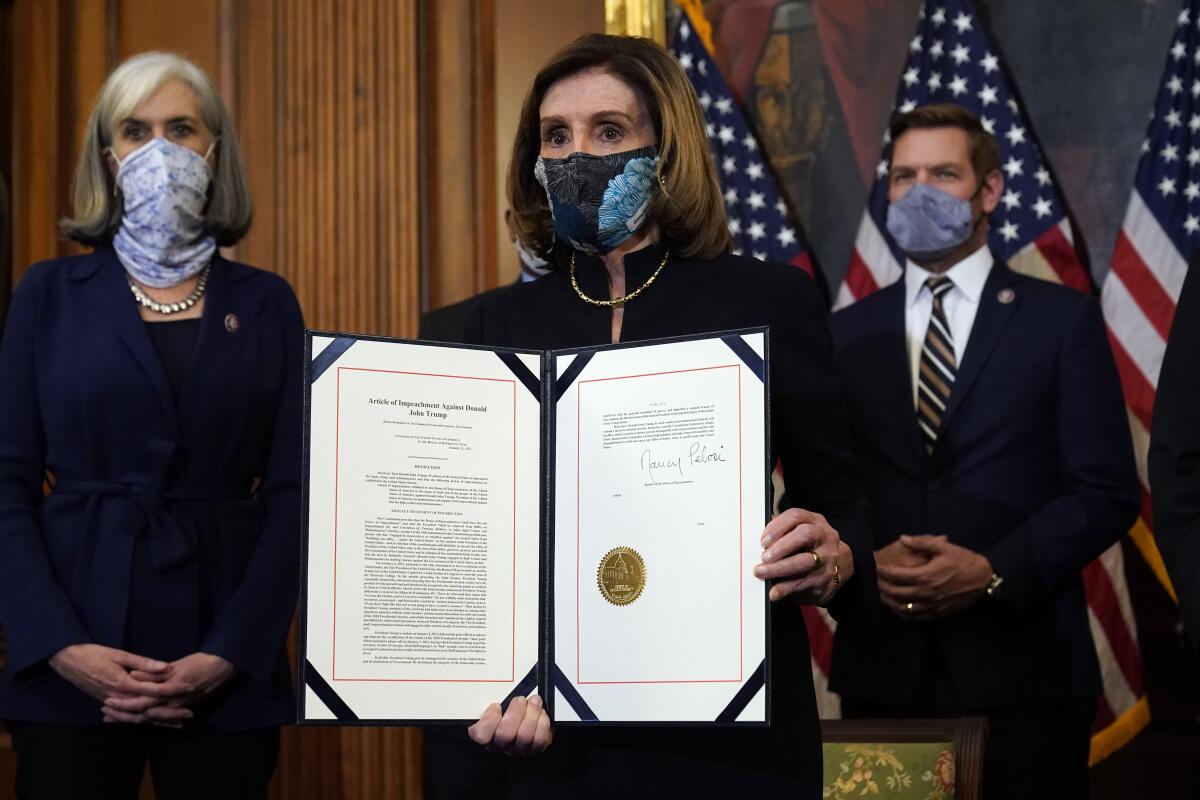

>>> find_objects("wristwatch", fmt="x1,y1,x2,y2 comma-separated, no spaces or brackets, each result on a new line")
985,573,1006,601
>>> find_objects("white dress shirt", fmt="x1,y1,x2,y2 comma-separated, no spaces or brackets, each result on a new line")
904,245,994,409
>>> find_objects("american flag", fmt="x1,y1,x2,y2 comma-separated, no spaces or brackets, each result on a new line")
1103,0,1200,741
834,0,1148,762
837,0,1089,307
667,0,818,279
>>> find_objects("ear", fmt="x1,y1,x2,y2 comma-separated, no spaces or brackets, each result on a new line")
204,137,221,172
504,208,516,242
104,147,119,178
979,168,1004,215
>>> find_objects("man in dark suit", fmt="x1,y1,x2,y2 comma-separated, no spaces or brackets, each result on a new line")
829,104,1139,799
1150,257,1200,650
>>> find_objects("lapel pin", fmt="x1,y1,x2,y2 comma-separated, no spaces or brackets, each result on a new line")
224,313,241,333
997,288,1015,305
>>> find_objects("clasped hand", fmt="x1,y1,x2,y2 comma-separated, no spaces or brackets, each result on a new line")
49,644,234,725
875,534,993,619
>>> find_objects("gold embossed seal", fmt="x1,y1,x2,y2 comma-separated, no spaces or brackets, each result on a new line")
597,547,646,606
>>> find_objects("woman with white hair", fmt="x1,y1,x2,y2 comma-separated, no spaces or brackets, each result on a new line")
0,52,301,798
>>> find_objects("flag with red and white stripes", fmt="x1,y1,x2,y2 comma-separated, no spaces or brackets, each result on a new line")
826,0,1148,764
836,0,1088,308
667,0,821,284
1101,0,1200,741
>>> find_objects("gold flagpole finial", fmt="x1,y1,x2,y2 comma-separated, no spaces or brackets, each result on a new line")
605,0,667,45
673,0,716,56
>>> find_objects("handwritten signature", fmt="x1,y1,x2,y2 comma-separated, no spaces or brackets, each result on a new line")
640,442,726,484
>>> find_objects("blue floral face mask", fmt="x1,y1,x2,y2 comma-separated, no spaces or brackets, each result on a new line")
111,137,218,288
885,181,981,262
535,145,660,255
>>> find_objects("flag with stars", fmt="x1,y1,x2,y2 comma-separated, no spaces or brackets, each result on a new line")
1102,0,1200,752
836,0,1091,308
668,0,820,285
833,0,1148,765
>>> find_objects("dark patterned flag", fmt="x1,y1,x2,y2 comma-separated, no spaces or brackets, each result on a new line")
668,0,820,283
834,0,1148,763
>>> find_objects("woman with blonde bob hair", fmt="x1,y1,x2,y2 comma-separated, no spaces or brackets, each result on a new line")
424,33,877,798
0,52,301,798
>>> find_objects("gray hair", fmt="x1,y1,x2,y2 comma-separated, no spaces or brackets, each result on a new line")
61,51,252,246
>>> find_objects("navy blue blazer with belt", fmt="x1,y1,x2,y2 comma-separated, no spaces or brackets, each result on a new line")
828,261,1140,710
0,246,302,730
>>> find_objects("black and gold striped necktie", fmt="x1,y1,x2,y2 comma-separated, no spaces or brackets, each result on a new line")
917,276,957,453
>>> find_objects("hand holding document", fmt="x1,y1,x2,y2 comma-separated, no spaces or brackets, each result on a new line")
300,329,770,726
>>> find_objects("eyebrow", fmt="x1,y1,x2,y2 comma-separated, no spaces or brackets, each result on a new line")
120,115,199,127
891,161,964,173
539,110,636,127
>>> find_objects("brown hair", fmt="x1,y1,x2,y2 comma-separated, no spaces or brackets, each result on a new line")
889,103,1001,183
507,33,731,264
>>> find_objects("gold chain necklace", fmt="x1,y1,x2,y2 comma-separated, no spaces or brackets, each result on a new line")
569,249,670,308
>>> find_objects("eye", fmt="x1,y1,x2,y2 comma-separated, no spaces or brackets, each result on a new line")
170,123,195,137
542,128,568,147
122,125,146,141
600,125,623,141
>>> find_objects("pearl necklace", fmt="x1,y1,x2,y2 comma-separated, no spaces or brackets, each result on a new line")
127,265,211,315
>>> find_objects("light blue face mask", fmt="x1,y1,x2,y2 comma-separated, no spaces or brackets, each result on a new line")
885,182,981,262
515,238,550,282
111,137,218,288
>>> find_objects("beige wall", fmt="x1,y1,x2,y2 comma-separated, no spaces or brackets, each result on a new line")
493,1,604,285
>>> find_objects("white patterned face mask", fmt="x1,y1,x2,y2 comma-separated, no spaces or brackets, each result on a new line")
111,137,217,288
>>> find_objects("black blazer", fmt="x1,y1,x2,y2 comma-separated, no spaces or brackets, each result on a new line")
419,285,510,343
1150,258,1200,649
445,242,877,793
0,247,303,730
828,261,1140,710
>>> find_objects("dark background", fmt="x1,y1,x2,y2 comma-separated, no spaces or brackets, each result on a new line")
698,0,1177,289
683,0,1200,790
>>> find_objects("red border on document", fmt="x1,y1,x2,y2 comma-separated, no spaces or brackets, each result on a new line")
331,366,519,683
574,364,746,685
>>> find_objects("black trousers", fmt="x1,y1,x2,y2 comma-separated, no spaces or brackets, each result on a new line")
4,721,280,800
840,660,1094,800
424,723,825,799
424,727,506,799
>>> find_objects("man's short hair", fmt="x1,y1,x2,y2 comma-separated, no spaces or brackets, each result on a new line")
889,103,1001,183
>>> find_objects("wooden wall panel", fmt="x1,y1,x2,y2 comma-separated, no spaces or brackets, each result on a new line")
230,0,274,272
10,0,71,279
1,0,13,327
424,0,498,309
116,0,220,77
492,0,604,285
247,0,421,337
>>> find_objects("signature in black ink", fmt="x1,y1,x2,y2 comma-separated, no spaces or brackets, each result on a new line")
640,442,726,484
640,449,683,484
688,442,727,466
